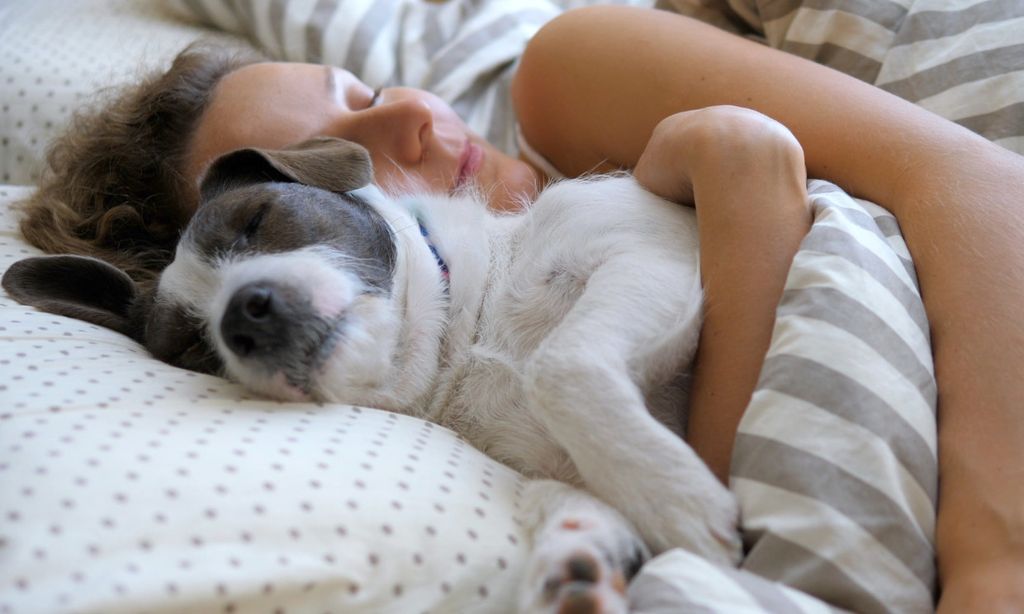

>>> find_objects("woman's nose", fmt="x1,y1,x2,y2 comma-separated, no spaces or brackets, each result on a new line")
355,96,434,165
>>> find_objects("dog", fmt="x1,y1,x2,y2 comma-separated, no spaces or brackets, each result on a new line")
4,136,741,613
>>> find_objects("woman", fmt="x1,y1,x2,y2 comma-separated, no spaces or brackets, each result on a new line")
18,5,1023,610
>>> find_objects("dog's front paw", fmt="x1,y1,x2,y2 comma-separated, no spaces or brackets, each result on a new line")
519,508,648,614
625,478,743,567
701,496,743,566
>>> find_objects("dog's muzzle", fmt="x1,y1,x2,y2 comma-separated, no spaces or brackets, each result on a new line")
221,282,285,358
219,281,339,379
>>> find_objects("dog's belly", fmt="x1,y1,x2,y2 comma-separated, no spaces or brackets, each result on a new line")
444,350,582,483
439,268,588,483
439,254,688,483
432,175,699,483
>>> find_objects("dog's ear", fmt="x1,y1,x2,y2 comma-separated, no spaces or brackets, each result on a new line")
2,255,140,339
200,136,373,201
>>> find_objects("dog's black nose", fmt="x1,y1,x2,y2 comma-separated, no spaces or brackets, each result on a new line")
221,282,284,358
240,284,273,320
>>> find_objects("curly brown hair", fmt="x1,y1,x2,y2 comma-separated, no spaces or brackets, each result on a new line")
17,41,263,282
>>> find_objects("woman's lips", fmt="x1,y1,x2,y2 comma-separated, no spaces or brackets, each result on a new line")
455,140,484,188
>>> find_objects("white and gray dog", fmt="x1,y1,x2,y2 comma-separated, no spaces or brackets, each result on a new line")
4,137,740,613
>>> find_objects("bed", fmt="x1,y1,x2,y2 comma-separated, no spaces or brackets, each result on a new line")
2,0,1022,612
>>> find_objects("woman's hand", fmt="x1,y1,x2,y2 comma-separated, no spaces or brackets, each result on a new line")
634,105,806,206
634,106,811,482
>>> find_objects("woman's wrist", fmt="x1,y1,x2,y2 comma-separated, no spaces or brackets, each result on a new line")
636,106,812,480
634,106,807,206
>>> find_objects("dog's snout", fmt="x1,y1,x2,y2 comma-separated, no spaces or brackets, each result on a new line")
221,282,288,359
241,285,273,320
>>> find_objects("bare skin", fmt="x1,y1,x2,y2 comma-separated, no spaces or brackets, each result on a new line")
187,62,542,213
634,107,810,488
512,6,1024,609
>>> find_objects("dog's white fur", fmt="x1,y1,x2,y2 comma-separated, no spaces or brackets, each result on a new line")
160,174,741,611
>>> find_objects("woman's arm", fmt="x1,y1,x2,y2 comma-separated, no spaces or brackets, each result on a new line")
634,106,810,486
512,5,1024,607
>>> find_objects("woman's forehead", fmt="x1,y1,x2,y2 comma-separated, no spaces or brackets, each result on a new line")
186,62,356,192
213,62,339,113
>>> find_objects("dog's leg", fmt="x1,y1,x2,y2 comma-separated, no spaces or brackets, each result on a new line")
518,480,649,614
524,255,742,565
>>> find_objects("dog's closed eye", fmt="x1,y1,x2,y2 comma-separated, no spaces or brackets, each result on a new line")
243,203,269,240
226,203,270,253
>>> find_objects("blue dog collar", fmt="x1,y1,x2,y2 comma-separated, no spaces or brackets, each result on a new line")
417,220,449,284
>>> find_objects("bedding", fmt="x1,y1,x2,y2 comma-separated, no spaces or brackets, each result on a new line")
11,0,1022,611
658,0,1024,154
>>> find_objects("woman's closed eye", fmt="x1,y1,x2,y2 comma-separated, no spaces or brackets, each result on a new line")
366,88,382,109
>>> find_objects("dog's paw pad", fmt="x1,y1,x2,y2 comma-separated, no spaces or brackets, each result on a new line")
526,536,646,614
566,552,601,583
543,552,603,597
517,492,648,614
540,551,624,614
555,583,602,614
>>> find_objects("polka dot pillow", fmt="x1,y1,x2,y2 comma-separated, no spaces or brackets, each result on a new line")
0,184,530,613
0,0,247,186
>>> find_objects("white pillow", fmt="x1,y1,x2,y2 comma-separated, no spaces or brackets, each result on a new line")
0,185,530,613
0,0,248,186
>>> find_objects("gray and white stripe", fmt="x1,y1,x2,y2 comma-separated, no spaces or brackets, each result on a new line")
629,547,842,614
733,180,937,614
694,0,1024,153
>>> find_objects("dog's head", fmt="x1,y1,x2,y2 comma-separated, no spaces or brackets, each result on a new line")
4,137,447,407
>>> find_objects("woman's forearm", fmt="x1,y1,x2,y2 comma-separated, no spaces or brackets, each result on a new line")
633,108,811,483
900,143,1024,607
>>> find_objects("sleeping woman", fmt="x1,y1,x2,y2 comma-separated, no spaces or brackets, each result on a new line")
16,5,1024,610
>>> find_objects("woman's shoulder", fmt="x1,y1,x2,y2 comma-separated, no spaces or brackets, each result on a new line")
511,5,745,177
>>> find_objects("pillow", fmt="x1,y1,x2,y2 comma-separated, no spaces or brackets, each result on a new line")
629,549,839,613
0,185,532,613
0,180,935,614
668,0,1024,154
733,181,937,613
0,0,250,186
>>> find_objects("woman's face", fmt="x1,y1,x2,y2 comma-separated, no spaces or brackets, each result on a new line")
187,62,542,212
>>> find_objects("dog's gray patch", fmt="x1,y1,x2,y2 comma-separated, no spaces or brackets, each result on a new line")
186,183,397,293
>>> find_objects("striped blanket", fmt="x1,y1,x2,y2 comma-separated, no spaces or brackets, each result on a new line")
164,1,1024,612
661,0,1024,154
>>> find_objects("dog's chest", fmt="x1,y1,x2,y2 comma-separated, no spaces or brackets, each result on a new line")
431,178,697,480
432,223,599,480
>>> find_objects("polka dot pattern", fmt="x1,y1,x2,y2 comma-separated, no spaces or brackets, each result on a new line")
0,185,530,612
0,0,247,185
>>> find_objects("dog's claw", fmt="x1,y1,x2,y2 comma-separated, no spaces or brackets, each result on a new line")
557,583,602,614
520,507,640,614
567,553,601,584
